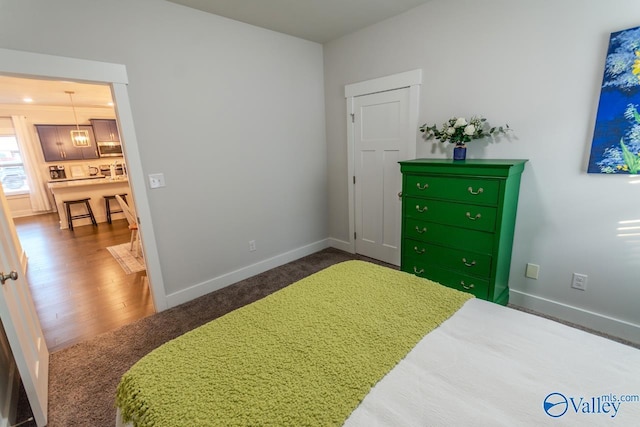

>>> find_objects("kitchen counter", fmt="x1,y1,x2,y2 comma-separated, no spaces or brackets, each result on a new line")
48,176,131,229
48,175,128,188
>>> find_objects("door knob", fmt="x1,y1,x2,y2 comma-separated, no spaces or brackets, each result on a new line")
0,271,18,285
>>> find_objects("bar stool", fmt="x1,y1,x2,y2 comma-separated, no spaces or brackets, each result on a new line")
63,198,97,230
103,193,128,224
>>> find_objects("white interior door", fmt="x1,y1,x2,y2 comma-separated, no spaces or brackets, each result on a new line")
354,88,410,266
0,192,48,426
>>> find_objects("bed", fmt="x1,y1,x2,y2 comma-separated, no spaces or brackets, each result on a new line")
115,261,640,426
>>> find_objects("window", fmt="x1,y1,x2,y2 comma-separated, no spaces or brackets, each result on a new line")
0,135,29,195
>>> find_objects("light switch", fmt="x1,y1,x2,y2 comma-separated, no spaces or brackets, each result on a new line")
148,173,165,189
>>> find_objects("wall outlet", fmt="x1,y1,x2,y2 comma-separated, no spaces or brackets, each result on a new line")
249,240,256,252
571,273,588,291
148,173,166,189
525,263,540,279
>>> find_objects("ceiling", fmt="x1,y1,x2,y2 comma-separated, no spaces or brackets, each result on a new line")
0,75,113,109
0,75,113,108
166,0,433,43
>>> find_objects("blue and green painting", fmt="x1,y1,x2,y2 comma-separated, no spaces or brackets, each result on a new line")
589,25,640,174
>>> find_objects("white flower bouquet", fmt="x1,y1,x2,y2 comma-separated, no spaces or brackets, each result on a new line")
419,116,510,146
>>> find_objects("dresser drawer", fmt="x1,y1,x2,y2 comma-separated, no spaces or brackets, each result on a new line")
404,175,500,205
403,239,492,277
405,197,497,232
404,218,494,253
402,262,490,299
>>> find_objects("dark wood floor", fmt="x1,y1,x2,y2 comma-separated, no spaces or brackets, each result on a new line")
13,213,155,353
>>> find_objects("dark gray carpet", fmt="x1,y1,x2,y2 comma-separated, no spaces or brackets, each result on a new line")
14,248,638,426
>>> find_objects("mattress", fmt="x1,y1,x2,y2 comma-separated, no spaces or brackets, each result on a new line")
116,261,640,426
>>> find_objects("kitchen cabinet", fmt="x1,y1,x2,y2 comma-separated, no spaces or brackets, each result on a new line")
35,125,99,161
399,159,527,305
90,119,120,142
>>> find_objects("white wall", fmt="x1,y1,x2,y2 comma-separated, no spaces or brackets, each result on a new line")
0,0,327,300
324,0,640,342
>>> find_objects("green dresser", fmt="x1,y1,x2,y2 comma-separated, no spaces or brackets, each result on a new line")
399,159,527,305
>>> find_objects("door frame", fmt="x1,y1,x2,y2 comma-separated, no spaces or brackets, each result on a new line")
0,48,167,311
344,69,422,254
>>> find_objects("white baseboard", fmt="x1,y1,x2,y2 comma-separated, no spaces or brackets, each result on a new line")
8,208,34,218
165,239,330,308
327,237,353,253
510,290,640,344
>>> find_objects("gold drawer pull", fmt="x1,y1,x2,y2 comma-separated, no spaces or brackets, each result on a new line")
413,246,426,254
462,258,476,267
416,182,429,190
416,205,428,213
415,226,427,234
460,281,475,290
465,212,481,220
468,186,484,195
413,266,424,274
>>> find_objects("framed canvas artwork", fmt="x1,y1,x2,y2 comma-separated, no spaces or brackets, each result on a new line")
588,25,640,174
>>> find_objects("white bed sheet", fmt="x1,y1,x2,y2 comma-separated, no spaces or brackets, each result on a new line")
345,298,640,426
117,299,640,426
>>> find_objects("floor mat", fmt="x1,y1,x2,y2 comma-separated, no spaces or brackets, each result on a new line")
106,243,145,274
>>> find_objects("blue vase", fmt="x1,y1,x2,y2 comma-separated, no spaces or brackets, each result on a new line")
453,145,467,160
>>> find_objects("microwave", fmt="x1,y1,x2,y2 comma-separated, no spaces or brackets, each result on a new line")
97,141,123,157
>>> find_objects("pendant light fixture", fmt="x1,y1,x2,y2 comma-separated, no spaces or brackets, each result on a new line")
65,90,91,147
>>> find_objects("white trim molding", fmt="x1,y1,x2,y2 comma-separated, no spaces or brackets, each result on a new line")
0,48,128,84
165,239,330,308
344,69,422,255
510,289,640,345
345,69,422,98
327,237,351,253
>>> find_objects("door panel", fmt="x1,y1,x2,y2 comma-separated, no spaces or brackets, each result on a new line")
358,150,380,246
382,149,401,251
354,88,410,265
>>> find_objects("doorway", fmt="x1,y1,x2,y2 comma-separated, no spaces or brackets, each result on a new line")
0,76,151,351
345,70,422,265
0,48,168,339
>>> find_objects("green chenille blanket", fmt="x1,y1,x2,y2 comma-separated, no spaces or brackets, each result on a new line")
116,261,473,426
